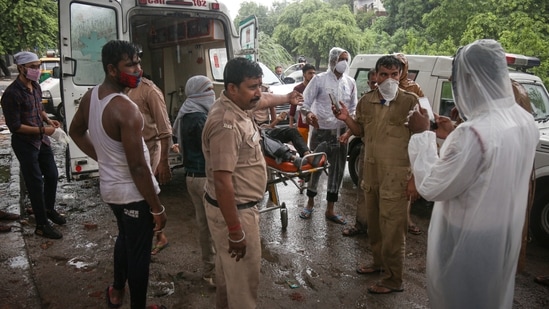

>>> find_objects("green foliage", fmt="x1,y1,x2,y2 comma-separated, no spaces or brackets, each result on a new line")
0,0,58,56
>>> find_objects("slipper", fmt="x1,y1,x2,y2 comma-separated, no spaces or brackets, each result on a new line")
408,225,422,235
106,285,123,308
534,275,549,286
0,224,12,233
151,242,169,255
356,265,384,274
342,226,366,237
367,283,403,294
0,211,20,221
325,214,347,225
299,208,314,219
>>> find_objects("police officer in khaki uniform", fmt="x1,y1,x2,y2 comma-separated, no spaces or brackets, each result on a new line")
202,57,301,309
335,55,419,294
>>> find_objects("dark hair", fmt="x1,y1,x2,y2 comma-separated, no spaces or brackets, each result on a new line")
101,40,140,74
375,55,402,73
223,57,263,89
367,69,376,79
275,65,283,70
301,63,315,74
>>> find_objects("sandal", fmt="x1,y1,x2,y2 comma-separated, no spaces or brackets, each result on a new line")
342,225,366,237
151,242,169,255
325,214,347,225
408,225,422,235
356,265,384,275
367,283,403,294
534,275,549,286
299,208,314,219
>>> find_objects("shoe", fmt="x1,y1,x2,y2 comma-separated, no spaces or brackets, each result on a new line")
299,207,314,219
367,283,403,294
35,224,62,239
356,265,384,274
325,214,347,225
47,210,66,225
106,285,123,308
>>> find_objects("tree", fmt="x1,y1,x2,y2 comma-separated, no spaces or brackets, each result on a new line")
258,32,293,69
0,0,58,57
274,0,361,68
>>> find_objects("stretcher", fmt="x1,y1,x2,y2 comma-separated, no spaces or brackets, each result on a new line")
259,152,329,230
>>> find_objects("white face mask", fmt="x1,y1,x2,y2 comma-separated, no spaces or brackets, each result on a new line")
334,60,348,74
377,78,399,102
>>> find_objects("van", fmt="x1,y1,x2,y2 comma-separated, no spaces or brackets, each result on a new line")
348,53,549,247
58,0,258,179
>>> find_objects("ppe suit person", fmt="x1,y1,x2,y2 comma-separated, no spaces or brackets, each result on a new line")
299,47,357,224
407,39,538,308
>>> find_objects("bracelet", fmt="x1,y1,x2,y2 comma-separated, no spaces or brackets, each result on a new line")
228,224,241,232
150,205,165,216
227,230,246,243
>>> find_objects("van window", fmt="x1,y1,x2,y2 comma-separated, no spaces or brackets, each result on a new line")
408,70,419,81
523,83,549,120
69,3,118,86
354,69,373,97
439,81,455,117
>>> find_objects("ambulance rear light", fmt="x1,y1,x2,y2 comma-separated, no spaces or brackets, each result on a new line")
210,3,219,10
506,53,540,69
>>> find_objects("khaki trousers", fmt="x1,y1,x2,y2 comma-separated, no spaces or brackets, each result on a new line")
363,162,408,290
205,201,261,309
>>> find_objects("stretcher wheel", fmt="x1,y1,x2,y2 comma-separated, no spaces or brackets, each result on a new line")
280,203,288,230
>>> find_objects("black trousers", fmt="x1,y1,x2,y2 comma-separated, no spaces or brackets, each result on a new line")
265,126,309,156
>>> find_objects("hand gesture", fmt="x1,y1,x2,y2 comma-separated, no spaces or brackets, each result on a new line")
333,101,350,121
288,90,303,106
434,114,455,139
306,112,319,129
406,104,430,134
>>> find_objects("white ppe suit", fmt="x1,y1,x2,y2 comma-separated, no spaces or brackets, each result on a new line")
408,39,539,308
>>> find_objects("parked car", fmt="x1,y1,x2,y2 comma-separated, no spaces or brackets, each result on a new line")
258,62,297,126
348,53,549,247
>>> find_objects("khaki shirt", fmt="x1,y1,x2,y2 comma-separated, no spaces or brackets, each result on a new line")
127,77,173,147
356,88,418,167
202,92,266,204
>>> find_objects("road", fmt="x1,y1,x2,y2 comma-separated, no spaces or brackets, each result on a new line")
0,76,548,308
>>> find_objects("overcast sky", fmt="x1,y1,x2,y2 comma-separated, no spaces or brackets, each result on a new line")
226,0,274,20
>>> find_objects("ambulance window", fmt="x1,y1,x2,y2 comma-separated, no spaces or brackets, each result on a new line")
209,48,227,81
70,3,118,86
439,81,455,117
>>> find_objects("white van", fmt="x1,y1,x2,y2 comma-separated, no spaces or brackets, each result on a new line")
348,53,549,247
58,0,258,179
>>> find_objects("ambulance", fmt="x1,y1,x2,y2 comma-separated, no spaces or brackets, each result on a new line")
58,0,258,179
348,53,549,247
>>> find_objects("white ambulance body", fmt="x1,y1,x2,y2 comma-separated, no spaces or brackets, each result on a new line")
58,0,258,179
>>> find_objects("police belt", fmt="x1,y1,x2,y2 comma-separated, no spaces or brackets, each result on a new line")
205,193,258,210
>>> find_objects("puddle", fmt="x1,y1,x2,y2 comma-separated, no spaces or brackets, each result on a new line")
149,280,175,297
0,154,10,183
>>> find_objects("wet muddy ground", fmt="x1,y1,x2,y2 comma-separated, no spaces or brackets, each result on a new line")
0,109,548,308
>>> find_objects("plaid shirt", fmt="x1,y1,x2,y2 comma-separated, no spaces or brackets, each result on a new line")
0,78,49,149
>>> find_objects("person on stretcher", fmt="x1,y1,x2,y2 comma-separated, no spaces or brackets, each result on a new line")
254,108,327,171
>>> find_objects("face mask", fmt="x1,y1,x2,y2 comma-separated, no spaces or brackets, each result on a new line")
377,78,400,102
24,67,41,82
118,70,143,88
334,60,348,74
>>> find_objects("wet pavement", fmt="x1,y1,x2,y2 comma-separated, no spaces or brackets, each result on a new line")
0,76,548,308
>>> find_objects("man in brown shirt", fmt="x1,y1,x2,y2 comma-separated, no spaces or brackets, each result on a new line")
202,57,301,308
